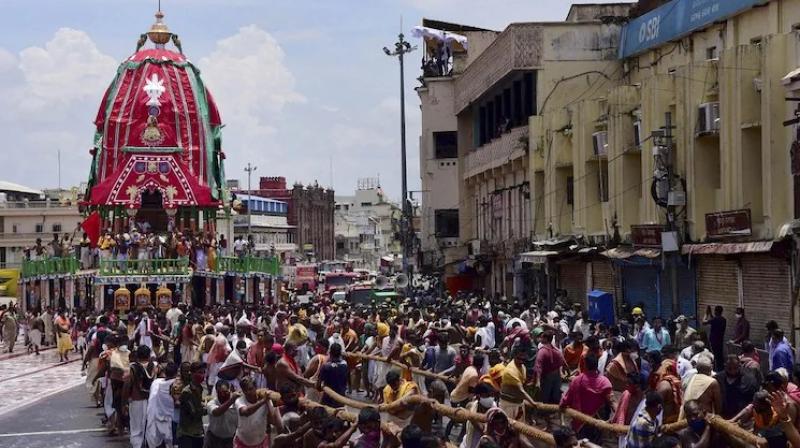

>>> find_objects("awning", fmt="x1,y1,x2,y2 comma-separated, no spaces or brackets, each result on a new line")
601,247,662,259
410,26,468,50
519,250,560,264
681,241,773,255
782,67,800,85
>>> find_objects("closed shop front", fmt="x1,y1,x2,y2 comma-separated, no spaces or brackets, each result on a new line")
741,254,792,345
621,263,661,319
591,260,617,298
618,257,696,322
696,256,740,342
558,261,587,306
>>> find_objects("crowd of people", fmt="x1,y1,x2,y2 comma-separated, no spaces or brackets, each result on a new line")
22,229,263,271
6,283,800,447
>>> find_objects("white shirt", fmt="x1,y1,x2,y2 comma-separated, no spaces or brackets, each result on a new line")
207,397,239,439
235,396,271,445
135,318,153,348
165,308,183,328
573,319,592,339
476,323,495,349
147,378,176,422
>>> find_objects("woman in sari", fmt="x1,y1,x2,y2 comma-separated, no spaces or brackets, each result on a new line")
55,310,74,362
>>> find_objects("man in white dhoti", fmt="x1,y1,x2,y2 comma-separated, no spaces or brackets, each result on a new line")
146,362,177,448
134,312,153,350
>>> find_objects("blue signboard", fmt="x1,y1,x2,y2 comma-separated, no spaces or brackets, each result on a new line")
618,0,768,59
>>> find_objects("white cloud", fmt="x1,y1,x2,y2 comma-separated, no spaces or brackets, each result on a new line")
198,25,306,177
199,25,305,119
0,28,116,188
17,28,117,108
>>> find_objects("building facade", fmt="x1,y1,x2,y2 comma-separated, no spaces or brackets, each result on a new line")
416,20,497,280
0,182,82,267
417,0,800,345
234,195,296,257
334,180,402,270
452,4,631,297
248,176,335,261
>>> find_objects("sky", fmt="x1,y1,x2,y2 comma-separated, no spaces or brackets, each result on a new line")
0,0,612,202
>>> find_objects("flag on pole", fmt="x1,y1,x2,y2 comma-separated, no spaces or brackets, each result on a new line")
81,211,101,248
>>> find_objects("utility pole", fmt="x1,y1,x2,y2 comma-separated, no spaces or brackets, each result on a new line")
664,112,679,316
654,112,679,316
245,163,257,238
384,31,416,280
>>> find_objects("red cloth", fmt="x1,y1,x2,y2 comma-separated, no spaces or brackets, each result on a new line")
535,344,566,376
81,212,101,249
560,372,613,430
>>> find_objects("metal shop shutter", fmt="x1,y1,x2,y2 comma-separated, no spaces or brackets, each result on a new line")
741,255,792,345
657,262,697,324
697,256,739,342
621,266,661,320
559,262,587,306
592,260,617,296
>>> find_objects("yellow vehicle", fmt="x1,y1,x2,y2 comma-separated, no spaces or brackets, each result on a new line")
0,268,19,298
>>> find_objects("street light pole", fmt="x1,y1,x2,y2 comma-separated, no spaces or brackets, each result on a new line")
245,163,257,238
384,32,416,279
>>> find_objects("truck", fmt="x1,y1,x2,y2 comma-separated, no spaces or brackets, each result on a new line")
293,263,318,294
323,271,359,294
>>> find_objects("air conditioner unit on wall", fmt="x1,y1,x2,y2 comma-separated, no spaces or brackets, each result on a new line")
697,102,720,135
592,131,609,156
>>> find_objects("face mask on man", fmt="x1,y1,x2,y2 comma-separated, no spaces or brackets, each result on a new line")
479,397,496,408
688,419,706,434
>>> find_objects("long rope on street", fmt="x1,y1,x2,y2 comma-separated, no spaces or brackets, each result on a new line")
350,352,768,446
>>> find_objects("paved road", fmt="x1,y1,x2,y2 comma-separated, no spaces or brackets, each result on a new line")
0,384,127,448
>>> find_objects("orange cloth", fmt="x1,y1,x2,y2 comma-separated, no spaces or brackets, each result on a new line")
563,343,584,370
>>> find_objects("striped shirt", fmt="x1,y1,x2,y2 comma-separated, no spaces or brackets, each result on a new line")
626,412,660,448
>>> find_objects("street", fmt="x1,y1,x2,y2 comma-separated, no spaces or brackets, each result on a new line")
0,340,125,447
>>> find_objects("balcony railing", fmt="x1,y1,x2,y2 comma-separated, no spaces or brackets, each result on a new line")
464,126,529,179
454,24,542,113
0,200,79,209
21,257,79,277
216,256,280,275
99,258,191,276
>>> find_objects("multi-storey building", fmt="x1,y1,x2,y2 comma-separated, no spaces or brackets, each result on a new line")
248,176,335,261
416,20,498,283
447,4,631,297
523,0,800,346
0,182,82,267
334,180,401,270
234,195,296,257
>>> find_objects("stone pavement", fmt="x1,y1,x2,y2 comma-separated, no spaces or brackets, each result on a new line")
0,344,83,417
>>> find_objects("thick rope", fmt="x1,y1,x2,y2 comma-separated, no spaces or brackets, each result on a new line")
319,385,556,445
349,352,456,384
353,352,768,446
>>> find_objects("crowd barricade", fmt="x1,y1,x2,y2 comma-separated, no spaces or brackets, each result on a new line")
343,351,768,447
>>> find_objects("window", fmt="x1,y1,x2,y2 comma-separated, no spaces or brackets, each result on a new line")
433,131,458,159
434,209,459,238
523,72,536,117
705,46,718,61
336,241,345,250
513,81,523,126
52,223,62,233
479,106,487,146
566,177,574,206
599,165,609,203
35,223,44,233
360,202,372,207
11,224,17,234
